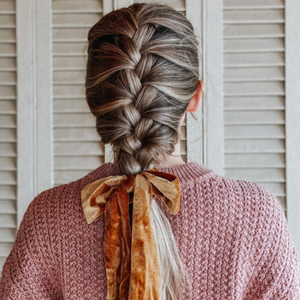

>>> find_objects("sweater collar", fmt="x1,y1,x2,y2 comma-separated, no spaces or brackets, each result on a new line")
91,161,215,186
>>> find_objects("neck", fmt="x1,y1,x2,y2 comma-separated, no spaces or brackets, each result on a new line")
113,139,186,169
153,155,186,169
155,136,186,168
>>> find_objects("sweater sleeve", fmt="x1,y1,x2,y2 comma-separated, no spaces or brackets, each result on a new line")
0,191,62,300
243,186,300,300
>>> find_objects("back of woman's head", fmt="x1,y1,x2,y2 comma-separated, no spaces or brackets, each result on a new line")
85,3,199,175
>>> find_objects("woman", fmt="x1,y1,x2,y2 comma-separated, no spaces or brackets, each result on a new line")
0,3,299,299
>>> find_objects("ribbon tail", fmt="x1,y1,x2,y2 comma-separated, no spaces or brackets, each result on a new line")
103,184,131,300
129,174,161,300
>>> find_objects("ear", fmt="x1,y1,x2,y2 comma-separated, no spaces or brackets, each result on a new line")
186,80,203,112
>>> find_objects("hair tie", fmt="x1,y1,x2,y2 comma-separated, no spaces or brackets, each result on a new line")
81,168,181,299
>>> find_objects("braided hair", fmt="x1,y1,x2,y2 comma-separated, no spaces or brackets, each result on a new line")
85,3,199,299
85,3,199,175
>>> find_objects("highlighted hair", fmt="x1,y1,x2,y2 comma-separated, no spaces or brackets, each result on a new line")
85,3,199,298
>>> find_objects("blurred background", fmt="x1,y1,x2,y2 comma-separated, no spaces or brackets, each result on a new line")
0,0,300,275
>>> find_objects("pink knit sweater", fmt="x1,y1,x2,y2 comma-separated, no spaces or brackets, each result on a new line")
1,162,300,299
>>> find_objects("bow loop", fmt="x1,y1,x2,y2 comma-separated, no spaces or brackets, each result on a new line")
81,168,181,300
142,170,180,214
81,175,128,224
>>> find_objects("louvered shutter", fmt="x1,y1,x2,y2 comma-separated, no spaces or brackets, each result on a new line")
222,0,286,212
0,0,16,276
52,0,105,186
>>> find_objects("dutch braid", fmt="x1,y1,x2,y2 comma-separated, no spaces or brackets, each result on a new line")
85,3,199,299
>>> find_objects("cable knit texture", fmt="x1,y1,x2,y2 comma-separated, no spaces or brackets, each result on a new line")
0,162,300,299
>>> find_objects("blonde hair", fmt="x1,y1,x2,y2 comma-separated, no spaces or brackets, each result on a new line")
85,3,199,299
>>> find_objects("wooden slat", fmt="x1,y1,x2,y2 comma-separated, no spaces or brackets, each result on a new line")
0,115,16,127
0,154,17,171
54,156,104,170
0,142,16,156
53,113,95,127
0,214,15,228
224,38,284,53
53,56,87,69
0,259,5,276
0,71,16,83
53,42,88,55
0,57,16,69
0,2,15,12
0,43,16,55
54,128,100,141
224,81,284,96
224,9,284,24
275,196,286,211
224,111,284,125
53,85,85,97
0,200,16,213
0,228,15,242
180,126,187,140
225,139,285,153
53,99,89,112
54,141,104,155
0,171,16,184
52,1,103,13
224,96,285,110
53,28,90,41
135,0,185,11
224,67,284,81
0,86,16,99
0,14,15,27
180,139,187,155
259,182,285,196
53,70,85,82
0,99,16,113
0,186,15,200
224,153,285,167
224,24,284,38
0,242,13,257
0,28,15,41
224,168,285,182
224,52,284,67
0,129,16,141
0,157,15,169
52,13,100,27
223,0,284,9
225,125,285,139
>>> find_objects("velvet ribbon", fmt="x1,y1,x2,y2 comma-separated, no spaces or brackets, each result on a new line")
81,168,181,300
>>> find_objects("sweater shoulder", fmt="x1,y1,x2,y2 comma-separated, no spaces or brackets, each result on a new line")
14,163,115,267
214,177,300,297
189,172,287,244
27,162,115,211
19,163,116,244
201,172,284,215
208,174,288,252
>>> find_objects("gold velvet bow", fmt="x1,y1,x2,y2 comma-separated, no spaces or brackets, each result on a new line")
81,168,181,300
